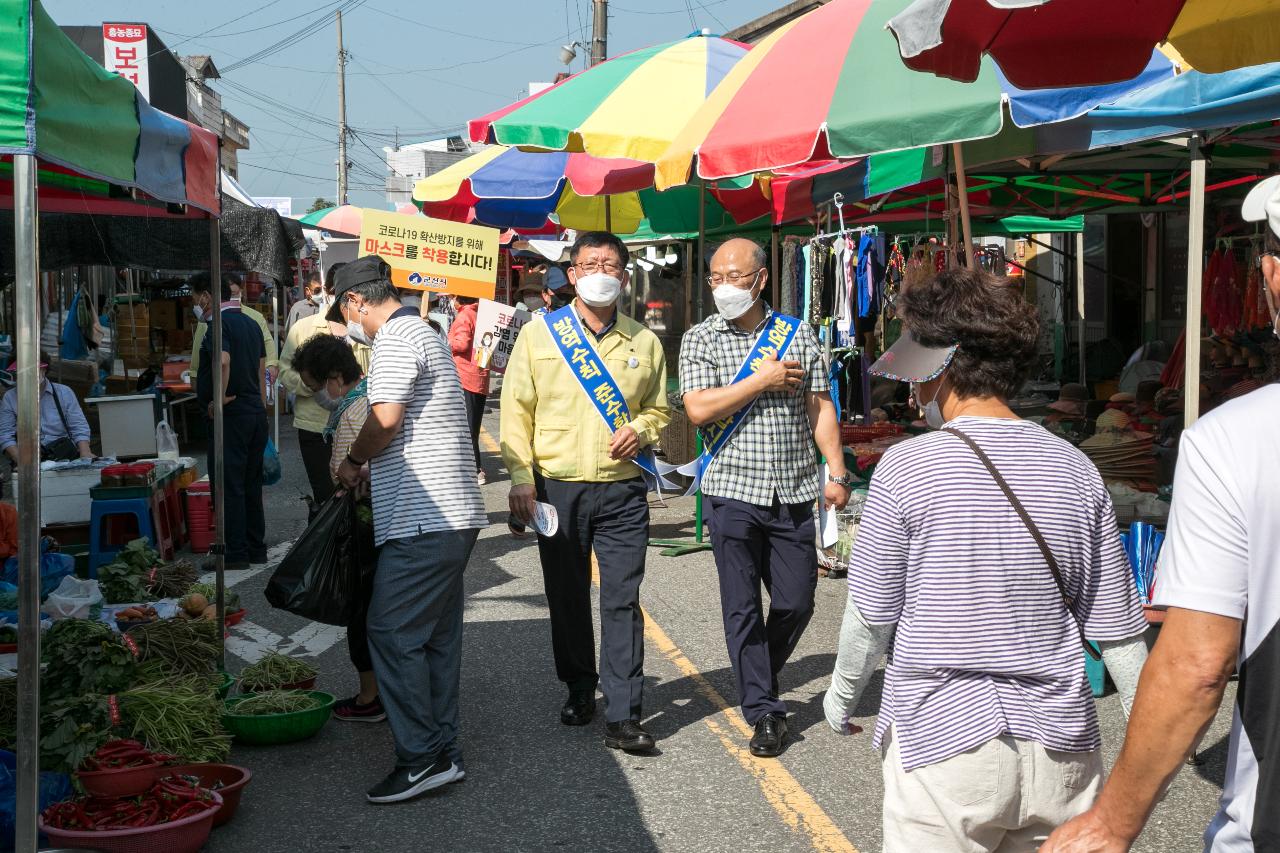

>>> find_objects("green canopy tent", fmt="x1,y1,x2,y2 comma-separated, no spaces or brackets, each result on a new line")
0,3,223,849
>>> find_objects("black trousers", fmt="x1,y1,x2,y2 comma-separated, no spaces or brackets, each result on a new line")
535,477,648,723
297,428,335,508
707,495,817,725
207,412,268,563
462,390,486,473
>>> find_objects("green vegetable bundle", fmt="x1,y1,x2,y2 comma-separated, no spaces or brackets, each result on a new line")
125,618,219,677
117,538,161,571
144,559,198,599
117,683,231,763
41,619,139,701
228,690,319,716
99,559,154,605
39,695,114,773
238,652,317,693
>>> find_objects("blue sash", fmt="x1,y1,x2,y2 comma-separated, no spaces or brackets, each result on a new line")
546,306,679,492
677,312,802,496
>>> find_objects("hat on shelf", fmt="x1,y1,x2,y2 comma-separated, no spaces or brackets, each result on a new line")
1154,387,1183,414
1048,382,1089,414
1242,174,1280,238
1135,380,1162,405
1095,409,1132,431
1109,392,1136,404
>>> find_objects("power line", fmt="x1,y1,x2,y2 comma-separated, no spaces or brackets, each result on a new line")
147,0,289,57
238,161,380,188
361,5,538,46
611,0,731,14
694,0,729,31
153,0,347,42
221,0,368,74
348,56,438,128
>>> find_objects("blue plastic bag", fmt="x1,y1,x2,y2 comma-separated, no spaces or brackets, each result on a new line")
0,749,73,852
263,438,282,486
0,541,75,600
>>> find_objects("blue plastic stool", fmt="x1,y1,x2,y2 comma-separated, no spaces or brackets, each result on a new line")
89,497,156,574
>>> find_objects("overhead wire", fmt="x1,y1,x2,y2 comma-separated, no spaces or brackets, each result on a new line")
220,0,368,74
146,0,289,57
154,0,347,42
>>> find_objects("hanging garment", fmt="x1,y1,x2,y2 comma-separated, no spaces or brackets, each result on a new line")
857,233,884,318
833,236,855,346
781,237,800,317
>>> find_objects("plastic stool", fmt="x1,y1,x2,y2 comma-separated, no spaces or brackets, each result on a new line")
90,498,156,573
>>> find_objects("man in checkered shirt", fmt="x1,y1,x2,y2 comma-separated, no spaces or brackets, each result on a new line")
679,238,852,758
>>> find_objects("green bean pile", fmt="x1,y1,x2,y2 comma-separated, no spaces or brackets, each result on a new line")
125,618,219,676
229,690,319,716
118,683,231,763
237,652,317,693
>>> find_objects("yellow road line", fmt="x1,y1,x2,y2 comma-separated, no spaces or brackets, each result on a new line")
479,425,501,454
591,557,859,853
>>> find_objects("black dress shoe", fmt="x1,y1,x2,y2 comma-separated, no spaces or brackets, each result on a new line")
604,720,656,753
560,693,596,726
749,713,787,758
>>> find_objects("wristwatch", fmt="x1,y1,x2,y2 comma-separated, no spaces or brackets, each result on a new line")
828,472,855,487
345,452,366,468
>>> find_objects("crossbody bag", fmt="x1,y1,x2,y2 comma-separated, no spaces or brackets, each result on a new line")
944,427,1101,661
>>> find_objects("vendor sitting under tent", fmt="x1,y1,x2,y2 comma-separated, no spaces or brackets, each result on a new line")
0,352,93,463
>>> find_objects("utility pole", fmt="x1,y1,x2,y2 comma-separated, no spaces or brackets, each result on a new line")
591,0,607,66
336,9,349,205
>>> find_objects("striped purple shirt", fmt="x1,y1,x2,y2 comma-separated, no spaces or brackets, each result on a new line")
848,417,1146,771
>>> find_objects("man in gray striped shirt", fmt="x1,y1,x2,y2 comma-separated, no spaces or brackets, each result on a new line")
823,267,1148,852
333,256,488,804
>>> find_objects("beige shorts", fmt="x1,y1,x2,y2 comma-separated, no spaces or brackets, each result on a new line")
881,728,1103,853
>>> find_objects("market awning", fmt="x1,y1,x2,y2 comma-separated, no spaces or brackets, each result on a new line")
0,0,220,214
886,0,1280,88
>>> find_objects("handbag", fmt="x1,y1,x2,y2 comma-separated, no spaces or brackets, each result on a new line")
40,384,81,462
944,427,1102,662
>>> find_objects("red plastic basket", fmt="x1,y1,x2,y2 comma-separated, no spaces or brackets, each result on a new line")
161,764,251,827
74,764,159,798
39,789,222,853
840,423,905,445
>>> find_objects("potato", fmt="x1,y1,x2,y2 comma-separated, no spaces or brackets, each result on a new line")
201,605,216,620
181,593,209,615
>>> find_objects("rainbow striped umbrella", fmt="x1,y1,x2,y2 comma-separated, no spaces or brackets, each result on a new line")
655,0,1011,190
470,33,748,162
414,144,768,235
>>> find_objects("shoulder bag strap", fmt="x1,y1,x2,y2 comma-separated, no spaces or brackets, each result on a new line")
47,381,74,441
943,426,1101,661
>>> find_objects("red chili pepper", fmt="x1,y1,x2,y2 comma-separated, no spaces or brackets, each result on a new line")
168,800,213,821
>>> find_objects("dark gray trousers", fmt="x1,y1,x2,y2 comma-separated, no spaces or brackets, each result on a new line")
535,477,648,723
367,527,478,767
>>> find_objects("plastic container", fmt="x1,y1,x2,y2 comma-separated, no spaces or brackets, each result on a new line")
39,789,222,853
122,464,155,488
221,691,335,746
183,482,214,554
160,764,251,827
99,465,130,488
74,764,159,798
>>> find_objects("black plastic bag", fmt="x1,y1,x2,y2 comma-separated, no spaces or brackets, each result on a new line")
265,492,370,626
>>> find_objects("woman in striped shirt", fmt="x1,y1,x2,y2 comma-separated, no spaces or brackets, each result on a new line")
823,267,1149,853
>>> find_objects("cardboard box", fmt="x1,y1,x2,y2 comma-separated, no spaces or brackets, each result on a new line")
150,299,178,330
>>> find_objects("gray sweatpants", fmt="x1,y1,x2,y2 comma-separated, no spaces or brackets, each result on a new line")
367,527,479,768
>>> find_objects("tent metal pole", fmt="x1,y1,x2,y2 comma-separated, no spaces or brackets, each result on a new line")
1076,230,1087,386
13,153,41,853
696,178,706,323
1184,138,1206,428
770,225,780,307
210,217,227,669
953,142,976,270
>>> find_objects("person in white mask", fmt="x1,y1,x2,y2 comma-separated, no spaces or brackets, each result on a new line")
500,231,670,753
678,237,850,758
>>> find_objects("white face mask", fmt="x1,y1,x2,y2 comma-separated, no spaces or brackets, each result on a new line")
575,272,622,308
711,273,761,321
522,296,544,312
346,320,371,346
912,379,946,430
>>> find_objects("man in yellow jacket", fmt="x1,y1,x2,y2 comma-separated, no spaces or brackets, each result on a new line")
501,231,669,754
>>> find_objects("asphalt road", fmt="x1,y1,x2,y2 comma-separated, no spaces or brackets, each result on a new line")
201,408,1231,853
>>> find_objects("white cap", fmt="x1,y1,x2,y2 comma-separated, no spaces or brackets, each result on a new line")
1241,174,1280,236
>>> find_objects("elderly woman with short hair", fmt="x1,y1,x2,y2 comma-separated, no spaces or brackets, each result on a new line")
823,267,1149,853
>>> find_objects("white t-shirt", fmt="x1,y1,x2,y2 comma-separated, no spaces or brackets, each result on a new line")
366,313,488,545
1154,384,1280,852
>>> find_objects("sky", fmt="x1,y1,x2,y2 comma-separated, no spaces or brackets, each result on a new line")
46,0,787,210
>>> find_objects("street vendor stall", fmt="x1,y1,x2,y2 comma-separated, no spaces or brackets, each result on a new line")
0,2,233,848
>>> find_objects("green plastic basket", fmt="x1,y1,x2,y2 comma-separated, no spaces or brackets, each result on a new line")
215,671,235,700
221,691,334,745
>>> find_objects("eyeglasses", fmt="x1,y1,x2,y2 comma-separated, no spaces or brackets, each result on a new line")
575,261,624,275
706,268,763,287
